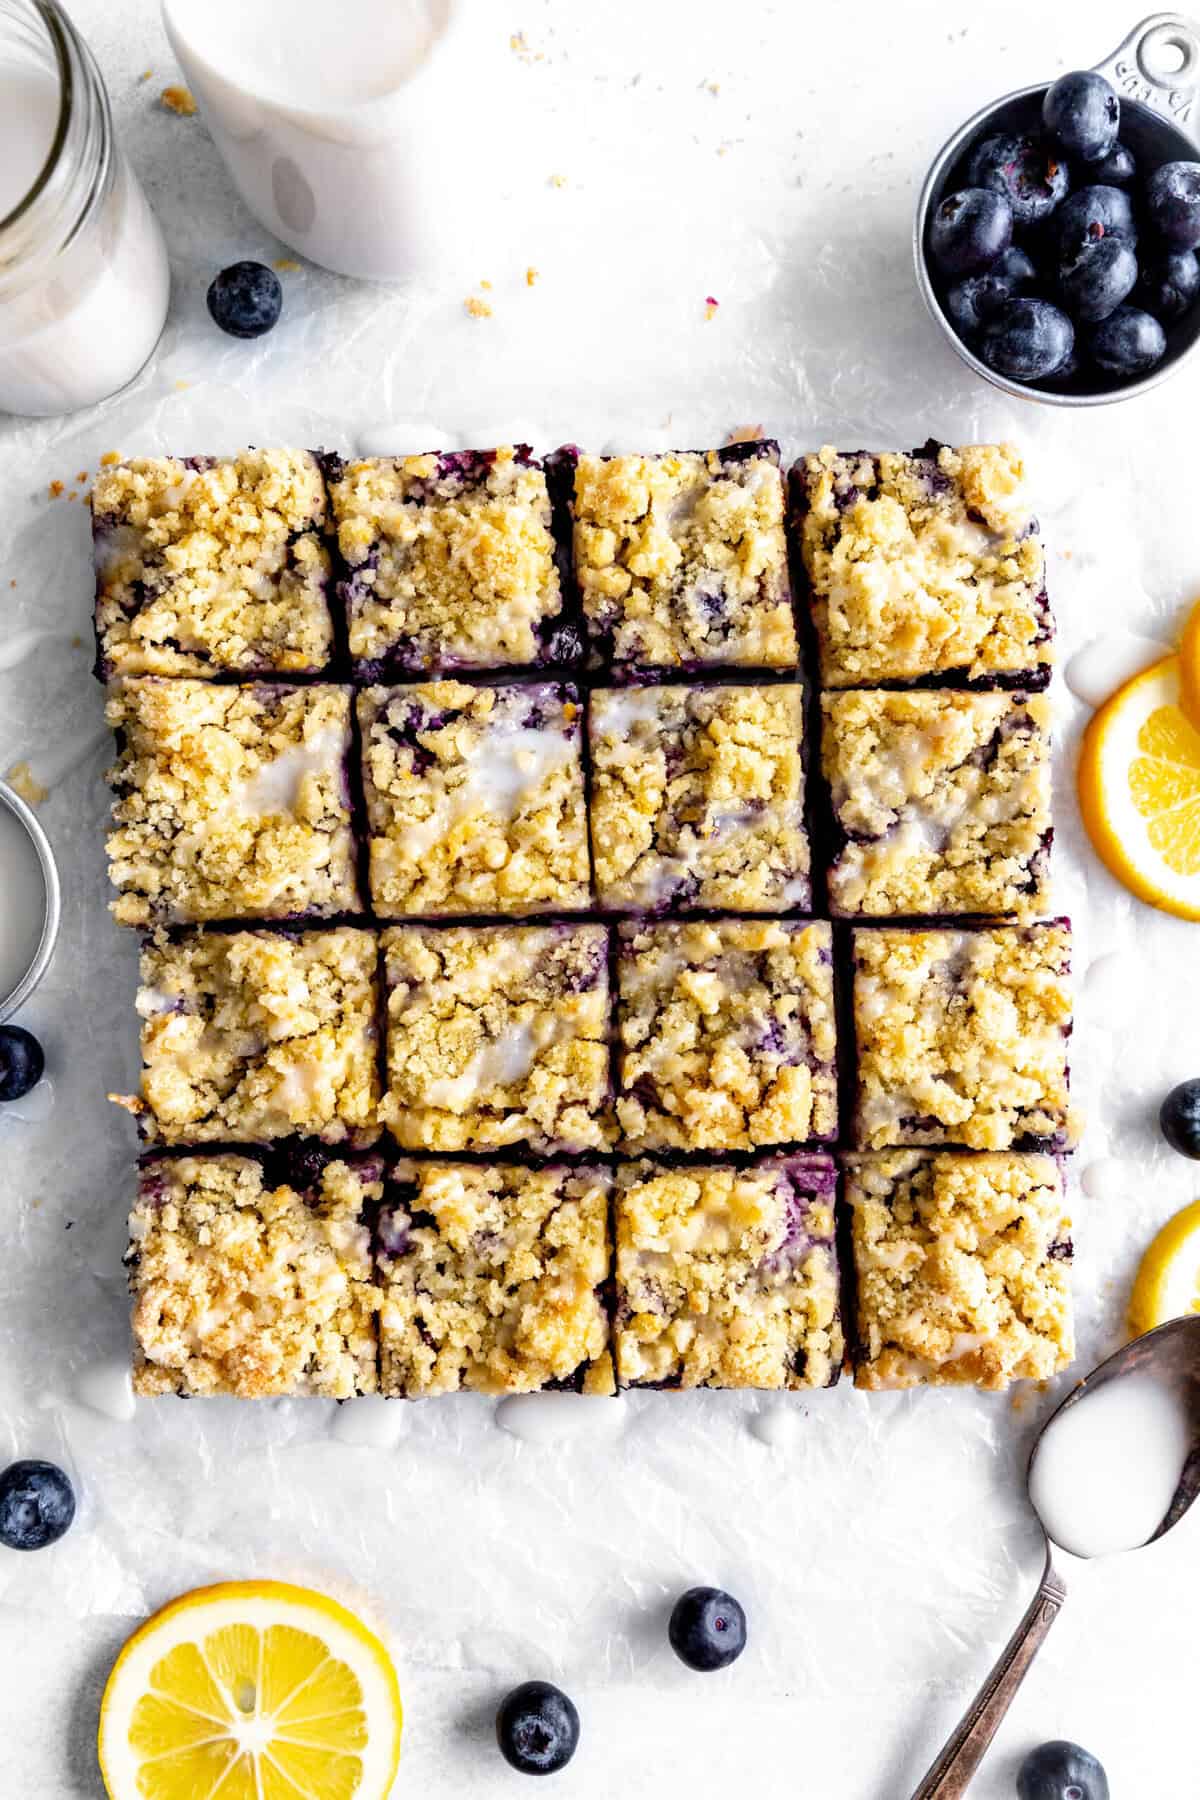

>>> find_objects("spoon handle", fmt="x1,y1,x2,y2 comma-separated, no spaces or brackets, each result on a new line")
910,1551,1068,1799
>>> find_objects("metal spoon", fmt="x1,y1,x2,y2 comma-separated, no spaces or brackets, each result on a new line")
911,1314,1200,1798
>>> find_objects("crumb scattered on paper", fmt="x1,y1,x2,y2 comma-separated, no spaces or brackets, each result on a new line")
725,423,765,444
47,480,63,500
75,470,87,484
6,761,47,807
100,450,121,467
510,30,543,62
526,267,539,287
138,69,152,83
549,173,567,189
702,79,720,95
480,278,492,291
273,258,301,274
160,84,197,117
704,295,720,320
464,295,493,319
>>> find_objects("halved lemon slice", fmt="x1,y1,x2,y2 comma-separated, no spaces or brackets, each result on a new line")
1077,654,1200,921
1180,598,1200,731
98,1580,402,1800
1129,1197,1200,1336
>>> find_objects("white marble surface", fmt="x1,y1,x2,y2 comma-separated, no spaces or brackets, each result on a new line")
2,2,1199,1795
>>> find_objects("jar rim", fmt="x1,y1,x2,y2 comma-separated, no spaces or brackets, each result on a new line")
0,0,73,234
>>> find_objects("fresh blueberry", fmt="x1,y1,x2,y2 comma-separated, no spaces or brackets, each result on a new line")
206,261,284,339
0,1460,76,1551
0,1025,44,1101
1057,232,1138,321
495,1681,580,1775
1136,249,1200,321
945,273,1016,337
1092,142,1136,187
967,132,1070,226
1145,160,1200,249
1016,1739,1109,1800
992,245,1037,286
668,1586,748,1672
1043,71,1120,165
930,187,1012,275
1088,305,1168,377
978,297,1074,381
1160,1078,1200,1158
1056,185,1138,247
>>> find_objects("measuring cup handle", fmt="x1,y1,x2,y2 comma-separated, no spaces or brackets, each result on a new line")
908,1545,1068,1800
1093,11,1200,147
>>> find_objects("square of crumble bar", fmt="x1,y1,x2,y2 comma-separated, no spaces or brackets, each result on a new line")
851,922,1075,1151
127,928,381,1146
793,442,1051,687
588,683,810,912
104,678,360,926
614,1156,842,1390
358,680,589,916
844,1150,1074,1389
821,688,1052,918
91,450,334,680
564,441,798,669
323,447,576,677
381,923,612,1152
127,1151,383,1398
376,1160,613,1397
615,919,837,1152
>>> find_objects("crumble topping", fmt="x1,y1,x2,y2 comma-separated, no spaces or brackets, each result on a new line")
128,1153,382,1398
616,918,838,1151
132,928,380,1146
570,445,797,667
358,681,589,915
852,923,1075,1150
377,1161,613,1397
104,678,359,926
588,683,810,911
325,447,567,673
795,443,1051,686
822,688,1052,917
614,1157,842,1389
845,1150,1074,1389
91,450,333,679
381,923,612,1151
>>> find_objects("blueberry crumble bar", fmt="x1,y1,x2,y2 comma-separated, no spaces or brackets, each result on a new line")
128,1151,382,1398
104,678,359,926
615,919,837,1151
376,1160,613,1397
323,447,574,677
844,1150,1074,1389
564,442,798,668
127,928,380,1146
358,680,589,916
614,1156,842,1389
588,683,810,912
91,450,334,680
381,923,612,1152
851,922,1075,1151
793,443,1051,687
821,689,1052,918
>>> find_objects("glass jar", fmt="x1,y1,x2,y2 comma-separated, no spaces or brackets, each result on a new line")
0,0,170,416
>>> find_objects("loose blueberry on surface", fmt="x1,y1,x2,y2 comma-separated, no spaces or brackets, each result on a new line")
1160,1079,1200,1159
930,187,1013,276
1043,71,1120,165
1016,1739,1109,1800
206,261,284,339
945,273,1016,337
1092,141,1136,187
968,132,1070,227
668,1586,748,1672
1055,185,1138,247
1088,305,1168,377
1057,232,1138,321
0,1460,76,1551
1145,160,1200,249
1136,249,1200,321
978,297,1074,381
0,1025,45,1102
495,1681,580,1775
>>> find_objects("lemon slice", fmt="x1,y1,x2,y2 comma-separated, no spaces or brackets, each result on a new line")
1129,1197,1200,1336
98,1580,402,1800
1180,598,1200,731
1077,654,1200,921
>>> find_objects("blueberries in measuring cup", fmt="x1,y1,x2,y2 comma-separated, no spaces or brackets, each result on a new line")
1137,250,1200,321
1092,141,1137,186
1042,70,1120,164
968,132,1070,226
1016,1739,1109,1800
978,297,1074,380
1055,184,1139,249
1056,232,1138,321
930,188,1013,275
1145,160,1200,248
1088,306,1168,376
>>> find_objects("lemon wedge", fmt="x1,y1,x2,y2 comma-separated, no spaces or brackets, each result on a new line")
1077,654,1200,921
1129,1197,1200,1337
98,1580,402,1800
1180,597,1200,732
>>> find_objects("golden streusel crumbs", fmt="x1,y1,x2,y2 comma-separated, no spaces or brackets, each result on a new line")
159,84,196,115
5,760,46,806
378,1161,612,1396
845,1151,1073,1389
464,295,493,318
614,1157,842,1389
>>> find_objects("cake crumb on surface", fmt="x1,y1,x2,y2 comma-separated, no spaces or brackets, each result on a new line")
526,266,539,286
464,295,493,318
5,761,47,806
159,84,196,116
549,173,567,188
48,480,63,499
273,258,301,273
100,450,121,466
705,295,720,319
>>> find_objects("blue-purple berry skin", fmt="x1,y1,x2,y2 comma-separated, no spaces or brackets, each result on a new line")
0,1460,75,1551
495,1681,580,1775
668,1586,748,1672
968,132,1070,226
1145,160,1200,250
930,187,1013,276
1043,70,1120,165
207,261,283,339
1160,1079,1200,1159
1088,305,1167,377
1017,1740,1109,1800
1056,184,1138,248
945,273,1016,337
0,1025,44,1102
992,245,1036,287
1092,142,1136,187
1137,250,1200,322
1057,233,1138,322
978,297,1074,381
